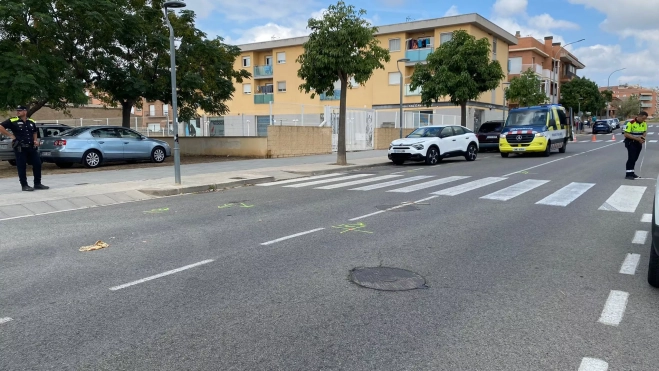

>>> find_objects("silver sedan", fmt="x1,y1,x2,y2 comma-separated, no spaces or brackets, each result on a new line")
39,126,172,168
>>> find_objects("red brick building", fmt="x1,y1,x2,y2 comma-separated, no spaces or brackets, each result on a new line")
600,84,657,118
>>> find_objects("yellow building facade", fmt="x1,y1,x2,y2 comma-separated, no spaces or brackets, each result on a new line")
223,13,516,134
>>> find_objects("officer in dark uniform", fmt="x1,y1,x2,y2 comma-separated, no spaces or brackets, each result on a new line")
0,106,50,191
623,111,648,180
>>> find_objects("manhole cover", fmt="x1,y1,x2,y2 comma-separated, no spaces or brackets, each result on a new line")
375,204,419,212
349,267,427,291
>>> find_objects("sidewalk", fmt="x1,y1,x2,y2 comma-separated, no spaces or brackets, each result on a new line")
0,150,391,219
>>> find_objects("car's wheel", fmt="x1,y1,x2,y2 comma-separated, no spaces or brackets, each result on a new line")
55,162,73,169
424,146,440,165
83,150,102,168
649,244,659,288
500,152,509,158
464,143,478,161
151,146,166,163
559,139,567,153
8,159,16,166
543,140,551,157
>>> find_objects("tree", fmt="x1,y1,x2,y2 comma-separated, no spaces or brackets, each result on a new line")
559,77,605,117
409,30,504,127
504,69,548,107
297,1,390,165
611,95,641,119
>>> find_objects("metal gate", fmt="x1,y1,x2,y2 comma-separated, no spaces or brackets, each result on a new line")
325,106,374,152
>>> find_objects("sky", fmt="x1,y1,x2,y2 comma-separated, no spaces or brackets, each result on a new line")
184,0,659,90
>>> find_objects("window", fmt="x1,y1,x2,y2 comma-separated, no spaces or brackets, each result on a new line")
556,108,568,128
243,83,252,94
452,126,465,135
406,37,432,49
389,72,401,85
149,105,155,116
349,76,358,87
277,52,286,64
163,105,169,115
389,38,400,51
440,32,452,44
242,56,250,67
118,128,142,139
508,57,522,74
492,37,497,55
265,56,272,65
277,81,286,92
439,127,455,138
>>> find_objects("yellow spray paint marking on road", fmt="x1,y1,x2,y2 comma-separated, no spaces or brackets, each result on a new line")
79,240,109,252
144,207,169,214
332,222,373,234
218,202,254,209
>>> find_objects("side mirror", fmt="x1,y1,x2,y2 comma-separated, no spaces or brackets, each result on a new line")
549,119,557,128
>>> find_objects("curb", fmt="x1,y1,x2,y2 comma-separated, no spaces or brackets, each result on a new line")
286,162,392,176
137,176,275,197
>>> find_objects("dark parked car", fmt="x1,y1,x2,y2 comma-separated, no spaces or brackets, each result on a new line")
476,120,504,151
650,175,659,287
0,123,71,165
592,120,612,134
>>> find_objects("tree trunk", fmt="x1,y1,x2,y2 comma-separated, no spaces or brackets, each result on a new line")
460,102,467,127
121,100,134,128
336,75,348,165
27,100,47,118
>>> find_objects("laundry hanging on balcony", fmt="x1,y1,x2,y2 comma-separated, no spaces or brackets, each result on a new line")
406,37,432,50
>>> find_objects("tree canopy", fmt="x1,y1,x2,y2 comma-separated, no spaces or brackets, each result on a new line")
297,0,390,165
409,30,505,127
504,68,548,107
611,95,641,119
559,77,605,117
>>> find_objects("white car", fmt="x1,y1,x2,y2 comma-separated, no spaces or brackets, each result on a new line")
388,125,479,165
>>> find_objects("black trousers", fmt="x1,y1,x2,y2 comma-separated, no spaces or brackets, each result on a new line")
14,146,42,186
625,140,642,173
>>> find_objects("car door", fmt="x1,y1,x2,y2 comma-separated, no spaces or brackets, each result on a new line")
118,128,150,160
451,126,471,152
90,128,124,160
438,126,457,154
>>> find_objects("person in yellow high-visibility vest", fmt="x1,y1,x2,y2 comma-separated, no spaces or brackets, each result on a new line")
623,111,648,180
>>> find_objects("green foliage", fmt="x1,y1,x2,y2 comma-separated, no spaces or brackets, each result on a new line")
297,1,390,164
504,69,548,107
611,95,641,119
409,30,505,126
559,77,605,116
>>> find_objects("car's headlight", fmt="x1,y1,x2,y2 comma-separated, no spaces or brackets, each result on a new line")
535,132,546,137
412,144,424,150
389,144,394,149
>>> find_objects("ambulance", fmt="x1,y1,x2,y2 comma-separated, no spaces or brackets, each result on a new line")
499,104,574,157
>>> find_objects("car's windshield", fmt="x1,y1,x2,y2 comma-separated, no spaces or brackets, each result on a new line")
0,129,12,140
60,127,88,137
596,121,608,124
504,108,549,127
407,127,441,138
479,122,502,133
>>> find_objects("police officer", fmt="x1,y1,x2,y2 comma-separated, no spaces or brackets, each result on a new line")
0,106,49,191
623,111,648,180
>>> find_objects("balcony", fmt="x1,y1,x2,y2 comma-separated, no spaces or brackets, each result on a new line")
641,102,653,108
405,47,434,63
640,95,652,101
253,65,273,79
520,64,543,75
254,93,274,104
542,69,553,80
320,90,341,101
405,84,421,96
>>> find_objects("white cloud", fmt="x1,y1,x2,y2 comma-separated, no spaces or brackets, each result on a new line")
492,0,527,16
527,14,579,30
572,44,659,85
183,0,318,22
444,5,460,17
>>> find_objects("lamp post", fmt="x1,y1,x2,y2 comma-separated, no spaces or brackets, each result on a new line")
163,0,186,185
397,58,410,138
606,67,626,119
552,38,585,104
502,82,510,122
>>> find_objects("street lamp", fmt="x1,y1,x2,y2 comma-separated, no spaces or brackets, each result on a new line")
552,38,585,104
397,58,410,138
163,0,186,185
606,67,626,119
502,82,510,122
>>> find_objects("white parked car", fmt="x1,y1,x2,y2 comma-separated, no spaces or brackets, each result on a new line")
388,125,479,165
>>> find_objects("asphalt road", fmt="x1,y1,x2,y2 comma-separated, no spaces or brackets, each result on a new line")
2,137,659,370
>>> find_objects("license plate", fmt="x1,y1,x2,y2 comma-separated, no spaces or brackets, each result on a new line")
486,136,498,139
41,152,51,156
0,144,7,149
393,149,406,153
512,147,526,152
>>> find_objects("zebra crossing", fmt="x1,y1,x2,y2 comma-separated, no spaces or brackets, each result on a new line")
258,172,648,213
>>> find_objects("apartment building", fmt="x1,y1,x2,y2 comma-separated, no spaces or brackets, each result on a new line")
227,13,517,133
601,84,658,118
507,33,585,107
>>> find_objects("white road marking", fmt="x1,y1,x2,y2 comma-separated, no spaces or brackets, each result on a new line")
595,140,603,142
650,140,658,143
580,140,590,142
0,317,13,325
431,177,507,196
349,211,386,221
387,176,470,193
480,179,549,201
283,174,372,188
648,132,655,135
109,259,215,291
641,213,652,222
256,173,346,186
315,175,402,189
598,290,629,326
350,175,434,190
415,196,438,203
632,230,648,244
598,185,646,213
651,125,655,128
260,228,325,246
579,357,608,371
619,253,641,275
349,196,438,221
535,182,595,207
606,140,615,142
